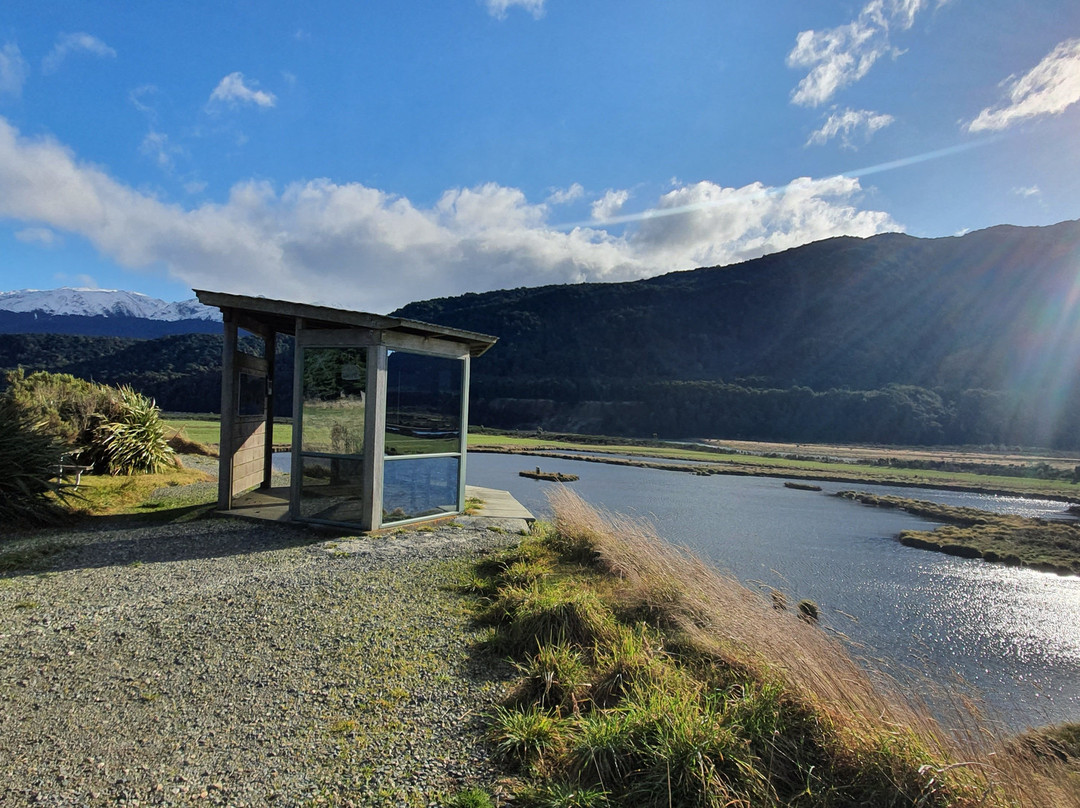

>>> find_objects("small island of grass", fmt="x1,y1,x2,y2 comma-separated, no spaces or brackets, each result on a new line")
838,491,1080,576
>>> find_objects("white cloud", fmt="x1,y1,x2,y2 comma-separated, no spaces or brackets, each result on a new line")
591,189,631,222
630,176,899,268
807,107,895,147
0,43,29,96
1012,185,1041,198
0,116,900,314
208,72,277,109
968,38,1080,132
140,130,184,172
545,183,584,205
54,272,98,288
788,0,937,107
15,226,61,247
42,32,116,75
129,85,159,117
485,0,546,20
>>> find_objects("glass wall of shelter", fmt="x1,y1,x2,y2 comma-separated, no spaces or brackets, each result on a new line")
292,331,469,530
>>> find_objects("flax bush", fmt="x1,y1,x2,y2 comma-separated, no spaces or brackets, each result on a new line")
3,370,174,476
0,398,68,526
95,385,175,475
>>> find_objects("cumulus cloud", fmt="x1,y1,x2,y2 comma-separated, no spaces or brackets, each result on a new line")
0,116,900,313
15,226,61,247
968,38,1080,132
545,183,584,206
0,43,29,97
631,176,899,268
788,0,938,107
42,33,116,75
591,189,631,222
208,72,277,108
807,107,895,147
485,0,546,20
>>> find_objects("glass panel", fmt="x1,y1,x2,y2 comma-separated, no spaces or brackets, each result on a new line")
302,347,367,454
384,351,463,456
382,456,460,523
237,371,266,417
298,454,365,523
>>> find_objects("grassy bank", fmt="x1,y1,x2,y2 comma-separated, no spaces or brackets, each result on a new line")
838,492,1080,576
469,433,1080,501
161,417,1080,500
463,489,1080,807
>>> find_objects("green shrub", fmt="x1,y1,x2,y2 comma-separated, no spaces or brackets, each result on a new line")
490,704,570,767
502,580,616,658
3,370,174,475
95,386,175,475
0,399,68,526
3,369,120,451
444,787,495,808
516,641,591,712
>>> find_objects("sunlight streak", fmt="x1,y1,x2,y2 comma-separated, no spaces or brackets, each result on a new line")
557,137,1002,231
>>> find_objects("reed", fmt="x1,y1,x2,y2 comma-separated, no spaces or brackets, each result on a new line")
477,487,1080,807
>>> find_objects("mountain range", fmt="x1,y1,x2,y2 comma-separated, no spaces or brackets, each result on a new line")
2,219,1079,448
0,288,219,337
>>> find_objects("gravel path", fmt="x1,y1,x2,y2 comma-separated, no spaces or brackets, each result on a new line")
0,514,522,807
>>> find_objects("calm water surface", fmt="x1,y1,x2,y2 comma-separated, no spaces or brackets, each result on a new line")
467,451,1080,730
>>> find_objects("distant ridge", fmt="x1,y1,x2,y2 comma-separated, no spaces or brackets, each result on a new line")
4,220,1080,447
0,288,220,338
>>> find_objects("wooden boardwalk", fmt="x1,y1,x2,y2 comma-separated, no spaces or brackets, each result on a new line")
467,485,535,523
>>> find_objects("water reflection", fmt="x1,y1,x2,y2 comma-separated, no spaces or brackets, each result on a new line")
466,451,1080,730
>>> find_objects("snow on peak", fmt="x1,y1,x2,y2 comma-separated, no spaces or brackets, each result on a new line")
0,288,220,321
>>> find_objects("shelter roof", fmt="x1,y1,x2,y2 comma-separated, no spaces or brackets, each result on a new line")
194,289,497,357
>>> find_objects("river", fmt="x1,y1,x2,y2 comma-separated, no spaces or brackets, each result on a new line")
466,451,1080,731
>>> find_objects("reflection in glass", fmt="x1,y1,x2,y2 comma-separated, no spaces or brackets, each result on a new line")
298,455,365,523
237,371,266,416
382,456,459,523
385,351,462,456
302,347,366,454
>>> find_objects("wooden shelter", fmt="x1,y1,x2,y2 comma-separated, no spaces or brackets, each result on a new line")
195,290,497,531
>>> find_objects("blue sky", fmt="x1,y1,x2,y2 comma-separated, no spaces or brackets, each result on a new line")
0,0,1078,312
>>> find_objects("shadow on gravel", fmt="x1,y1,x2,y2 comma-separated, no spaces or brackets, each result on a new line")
0,513,328,578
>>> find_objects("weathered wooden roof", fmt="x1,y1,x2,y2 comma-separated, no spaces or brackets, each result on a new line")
194,289,497,357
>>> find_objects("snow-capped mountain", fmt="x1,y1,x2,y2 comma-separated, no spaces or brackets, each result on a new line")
0,288,220,322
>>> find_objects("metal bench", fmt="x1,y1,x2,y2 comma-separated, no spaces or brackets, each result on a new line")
55,456,93,488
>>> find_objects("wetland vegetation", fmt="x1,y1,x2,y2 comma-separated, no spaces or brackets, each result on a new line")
463,489,1080,807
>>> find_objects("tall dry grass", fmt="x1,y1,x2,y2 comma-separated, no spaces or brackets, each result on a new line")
546,486,1080,808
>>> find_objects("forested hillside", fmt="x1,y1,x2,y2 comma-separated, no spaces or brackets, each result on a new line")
394,220,1080,448
4,220,1079,448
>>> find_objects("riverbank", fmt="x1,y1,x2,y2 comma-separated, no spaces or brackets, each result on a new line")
472,444,1080,502
470,488,1080,807
839,491,1080,576
0,515,520,806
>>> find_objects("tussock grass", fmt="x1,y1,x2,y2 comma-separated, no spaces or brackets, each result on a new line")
473,487,1080,808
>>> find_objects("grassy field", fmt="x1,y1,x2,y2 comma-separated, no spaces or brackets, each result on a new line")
162,417,1080,499
469,432,1080,500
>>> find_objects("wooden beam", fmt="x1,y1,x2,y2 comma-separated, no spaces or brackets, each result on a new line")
289,318,306,518
362,344,388,532
218,313,238,510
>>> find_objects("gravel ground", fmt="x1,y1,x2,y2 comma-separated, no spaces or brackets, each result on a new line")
0,513,523,807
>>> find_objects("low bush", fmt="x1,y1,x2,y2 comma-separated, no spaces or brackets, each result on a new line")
0,399,68,526
3,370,174,476
95,385,176,475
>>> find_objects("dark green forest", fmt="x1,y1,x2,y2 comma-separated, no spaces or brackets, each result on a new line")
3,220,1080,448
